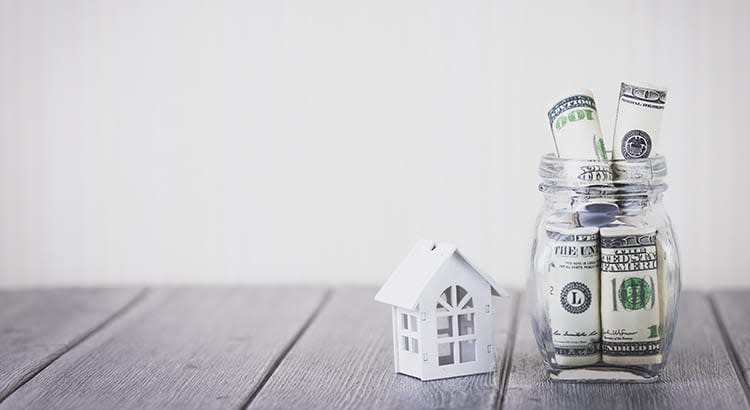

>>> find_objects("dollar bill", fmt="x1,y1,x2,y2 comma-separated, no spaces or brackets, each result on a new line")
546,224,601,366
612,82,667,160
600,226,662,365
548,89,608,160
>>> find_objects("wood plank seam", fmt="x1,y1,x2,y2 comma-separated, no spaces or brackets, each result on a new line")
0,287,150,405
709,293,750,404
240,288,333,410
496,293,521,410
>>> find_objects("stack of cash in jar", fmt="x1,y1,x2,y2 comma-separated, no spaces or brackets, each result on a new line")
545,82,667,367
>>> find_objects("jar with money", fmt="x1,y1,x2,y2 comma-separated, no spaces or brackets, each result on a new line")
529,154,681,381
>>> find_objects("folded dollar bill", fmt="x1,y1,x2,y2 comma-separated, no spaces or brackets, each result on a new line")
612,82,667,160
547,89,607,160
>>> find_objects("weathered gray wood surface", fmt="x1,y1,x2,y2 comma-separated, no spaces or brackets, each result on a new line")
502,291,750,410
247,288,518,410
1,287,749,409
711,290,750,397
0,287,328,410
0,288,144,402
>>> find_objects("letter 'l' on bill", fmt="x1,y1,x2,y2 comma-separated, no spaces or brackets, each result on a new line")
546,224,602,366
547,89,607,160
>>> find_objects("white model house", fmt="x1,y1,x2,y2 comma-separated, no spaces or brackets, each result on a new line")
374,240,508,381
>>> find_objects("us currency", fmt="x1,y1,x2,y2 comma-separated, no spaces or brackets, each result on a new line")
546,225,601,366
612,82,667,160
600,226,662,365
548,89,608,160
557,159,619,227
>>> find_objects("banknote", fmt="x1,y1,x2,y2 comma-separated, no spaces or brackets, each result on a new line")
546,224,601,366
600,226,662,365
548,90,607,160
612,82,667,160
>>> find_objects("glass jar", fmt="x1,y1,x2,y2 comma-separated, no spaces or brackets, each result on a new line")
529,154,681,382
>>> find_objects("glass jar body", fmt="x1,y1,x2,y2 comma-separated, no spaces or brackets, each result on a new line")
529,155,681,382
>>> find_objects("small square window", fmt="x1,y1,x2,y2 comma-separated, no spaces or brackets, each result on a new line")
458,313,474,336
409,315,418,331
438,342,454,366
437,316,453,338
402,336,409,351
459,340,476,363
401,314,409,330
411,338,419,354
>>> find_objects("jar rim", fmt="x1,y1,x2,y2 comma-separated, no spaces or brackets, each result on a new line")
538,153,667,191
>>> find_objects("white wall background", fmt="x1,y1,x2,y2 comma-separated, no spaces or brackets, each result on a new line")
1,0,749,289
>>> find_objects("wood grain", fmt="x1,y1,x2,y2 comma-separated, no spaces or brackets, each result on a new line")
0,288,144,402
502,291,750,410
0,287,328,410
711,290,750,397
247,287,518,410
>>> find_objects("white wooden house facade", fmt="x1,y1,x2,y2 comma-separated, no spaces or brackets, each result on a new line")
375,241,508,380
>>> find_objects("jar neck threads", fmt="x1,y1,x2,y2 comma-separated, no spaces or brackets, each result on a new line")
538,154,668,195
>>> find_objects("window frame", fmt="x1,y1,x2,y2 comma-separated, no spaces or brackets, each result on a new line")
399,311,419,354
435,285,477,366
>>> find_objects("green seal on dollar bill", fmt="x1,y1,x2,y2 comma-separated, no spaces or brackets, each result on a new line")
618,277,652,310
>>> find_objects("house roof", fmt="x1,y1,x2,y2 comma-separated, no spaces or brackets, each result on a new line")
374,240,508,310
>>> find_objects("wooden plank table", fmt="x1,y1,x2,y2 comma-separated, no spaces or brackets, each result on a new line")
0,287,748,409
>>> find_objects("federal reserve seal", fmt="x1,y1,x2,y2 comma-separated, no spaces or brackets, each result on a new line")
560,281,592,314
621,129,652,159
619,277,652,310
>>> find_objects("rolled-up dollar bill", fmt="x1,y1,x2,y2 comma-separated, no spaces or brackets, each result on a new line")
548,89,607,160
600,226,662,365
546,224,601,366
612,82,667,160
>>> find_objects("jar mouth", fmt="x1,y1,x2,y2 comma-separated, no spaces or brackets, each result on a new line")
538,153,667,192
